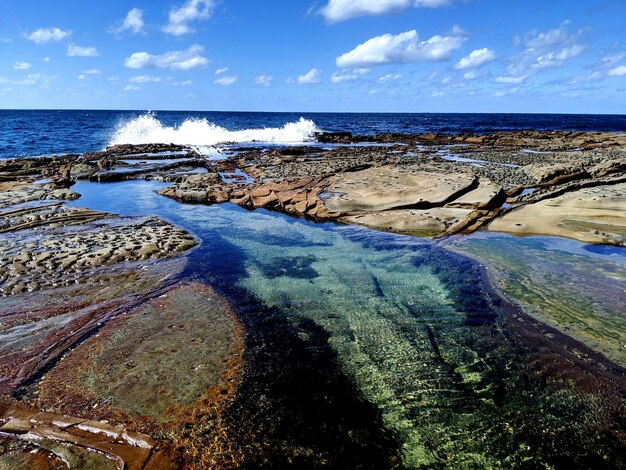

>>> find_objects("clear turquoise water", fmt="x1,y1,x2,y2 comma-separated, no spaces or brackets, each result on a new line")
68,180,626,469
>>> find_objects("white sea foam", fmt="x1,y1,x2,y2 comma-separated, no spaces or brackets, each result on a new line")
108,113,319,146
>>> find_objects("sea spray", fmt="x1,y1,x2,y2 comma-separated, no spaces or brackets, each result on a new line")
109,112,320,146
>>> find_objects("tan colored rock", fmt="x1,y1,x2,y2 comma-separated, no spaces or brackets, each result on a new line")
445,178,505,209
524,163,587,185
323,167,477,213
342,207,473,235
488,183,626,245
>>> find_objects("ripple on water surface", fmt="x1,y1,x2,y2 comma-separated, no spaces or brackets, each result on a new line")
66,180,626,469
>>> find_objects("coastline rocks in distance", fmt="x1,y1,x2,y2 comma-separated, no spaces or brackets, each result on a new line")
315,131,353,143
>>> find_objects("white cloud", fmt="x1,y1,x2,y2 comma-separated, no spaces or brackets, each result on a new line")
215,75,237,85
455,48,496,69
129,75,162,83
78,69,101,80
494,75,526,84
336,28,466,68
531,45,583,69
163,0,215,36
608,65,626,77
109,8,144,35
462,71,479,80
43,57,51,63
522,21,582,49
297,68,322,84
505,23,585,79
215,67,229,75
255,74,273,87
331,68,370,83
124,84,141,91
378,73,402,82
320,0,451,23
26,27,71,44
12,73,57,86
568,71,603,84
173,79,193,86
602,52,626,67
14,62,31,70
124,44,209,71
67,44,99,57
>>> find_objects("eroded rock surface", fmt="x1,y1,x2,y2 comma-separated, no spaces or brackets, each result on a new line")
489,182,626,245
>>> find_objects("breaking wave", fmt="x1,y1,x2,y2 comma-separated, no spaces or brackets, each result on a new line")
108,113,319,146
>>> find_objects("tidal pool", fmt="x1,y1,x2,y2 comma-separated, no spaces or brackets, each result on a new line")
67,180,626,469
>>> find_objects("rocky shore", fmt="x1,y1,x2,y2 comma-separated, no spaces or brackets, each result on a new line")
0,153,244,468
153,130,626,245
1,130,625,468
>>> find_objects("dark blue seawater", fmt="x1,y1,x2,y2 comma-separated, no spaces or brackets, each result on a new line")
1,109,625,159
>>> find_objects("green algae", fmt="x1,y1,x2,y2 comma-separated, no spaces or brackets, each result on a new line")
449,233,626,367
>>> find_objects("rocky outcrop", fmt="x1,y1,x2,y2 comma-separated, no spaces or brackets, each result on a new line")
0,404,168,470
488,182,626,246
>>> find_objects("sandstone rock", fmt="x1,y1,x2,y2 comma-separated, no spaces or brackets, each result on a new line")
342,207,474,235
524,163,587,185
445,178,505,209
322,167,477,212
488,182,626,245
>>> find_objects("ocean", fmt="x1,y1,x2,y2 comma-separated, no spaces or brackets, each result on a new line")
1,109,626,159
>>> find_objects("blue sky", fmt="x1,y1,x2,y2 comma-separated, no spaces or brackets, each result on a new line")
1,0,625,113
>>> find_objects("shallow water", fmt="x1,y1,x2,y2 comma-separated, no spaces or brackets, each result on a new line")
67,180,626,468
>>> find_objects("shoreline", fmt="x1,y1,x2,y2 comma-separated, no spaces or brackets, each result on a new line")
1,130,625,467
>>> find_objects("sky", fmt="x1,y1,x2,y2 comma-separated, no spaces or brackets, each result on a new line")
0,0,625,113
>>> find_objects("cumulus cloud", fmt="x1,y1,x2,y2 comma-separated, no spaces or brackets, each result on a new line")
173,79,193,86
129,75,162,83
215,67,229,75
336,28,466,68
297,68,322,84
255,74,273,87
67,44,99,57
163,0,215,36
214,75,237,85
26,27,71,44
608,65,626,77
320,0,451,23
14,62,31,70
125,44,209,71
109,8,144,35
331,68,369,83
455,48,496,69
124,84,141,91
503,22,586,81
